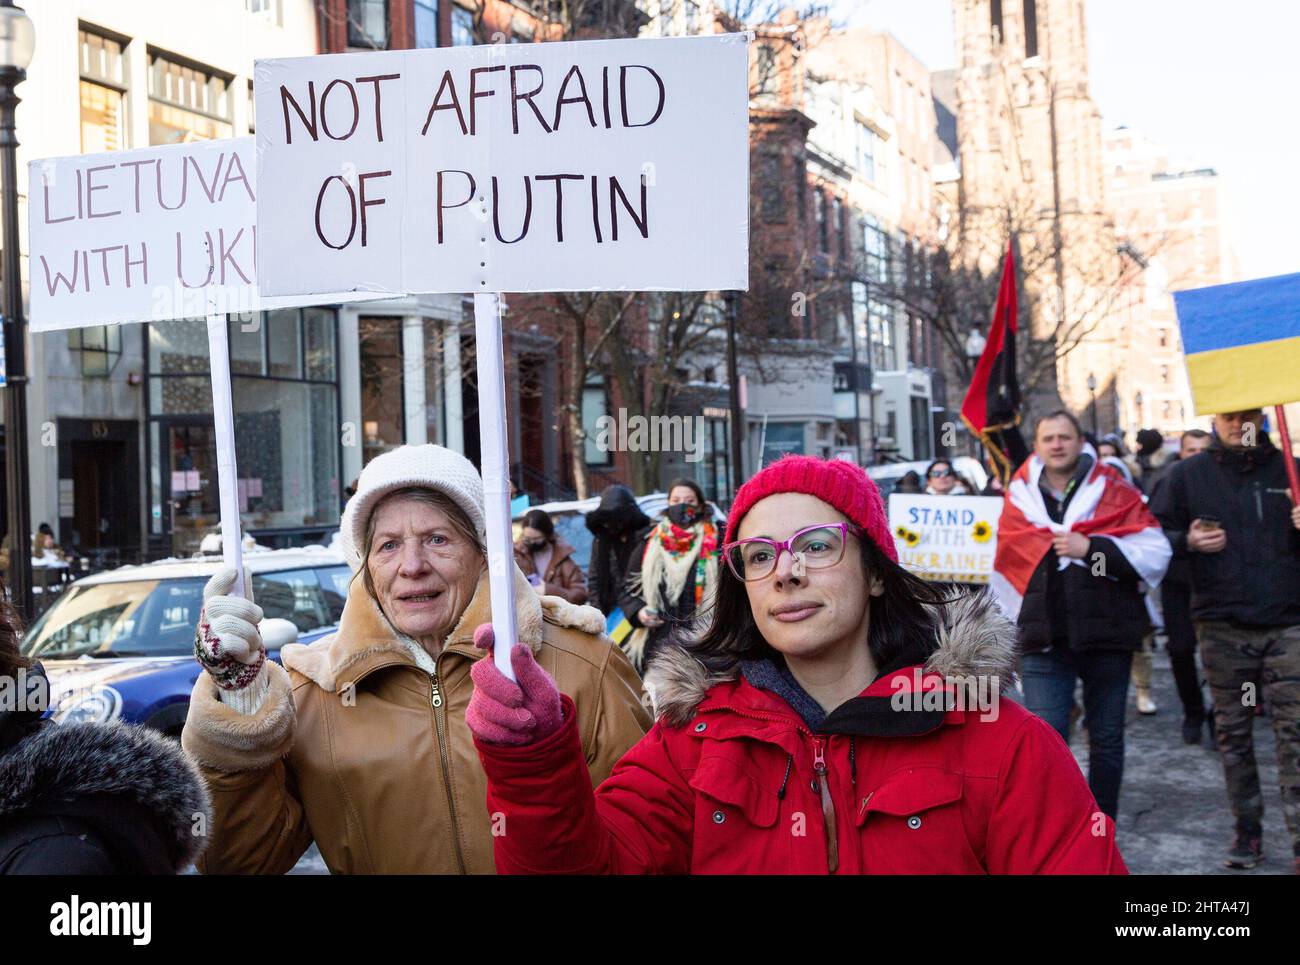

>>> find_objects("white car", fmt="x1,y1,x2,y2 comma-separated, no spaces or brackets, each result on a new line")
22,546,351,735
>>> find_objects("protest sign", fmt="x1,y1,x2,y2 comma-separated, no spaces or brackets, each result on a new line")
28,136,382,595
254,35,750,677
889,494,1004,583
253,34,750,296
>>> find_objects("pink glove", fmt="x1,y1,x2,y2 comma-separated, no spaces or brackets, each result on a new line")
466,624,563,745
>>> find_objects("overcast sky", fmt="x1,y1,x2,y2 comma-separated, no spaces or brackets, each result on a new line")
828,0,1299,281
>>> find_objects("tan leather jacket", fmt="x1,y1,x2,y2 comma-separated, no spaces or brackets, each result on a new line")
181,567,651,874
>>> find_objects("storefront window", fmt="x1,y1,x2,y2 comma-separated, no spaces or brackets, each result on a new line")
267,310,303,378
146,311,341,556
305,308,337,381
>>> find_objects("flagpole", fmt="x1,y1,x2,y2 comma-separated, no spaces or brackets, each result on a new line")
1275,405,1300,505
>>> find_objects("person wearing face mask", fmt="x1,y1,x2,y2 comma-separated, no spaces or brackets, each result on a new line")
512,509,588,605
618,478,719,674
462,455,1126,874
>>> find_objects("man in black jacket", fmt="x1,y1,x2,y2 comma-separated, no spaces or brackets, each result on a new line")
1151,408,1300,871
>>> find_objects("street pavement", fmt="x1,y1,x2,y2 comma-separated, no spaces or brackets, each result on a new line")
1084,646,1289,875
281,645,1290,875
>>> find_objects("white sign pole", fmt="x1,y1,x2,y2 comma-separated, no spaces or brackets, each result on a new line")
205,311,246,599
473,292,518,681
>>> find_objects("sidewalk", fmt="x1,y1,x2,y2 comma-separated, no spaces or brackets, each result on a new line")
1078,647,1290,875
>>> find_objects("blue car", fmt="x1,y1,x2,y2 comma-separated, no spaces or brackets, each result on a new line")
21,547,352,737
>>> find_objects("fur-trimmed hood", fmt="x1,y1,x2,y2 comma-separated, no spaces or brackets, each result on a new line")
645,589,1018,728
0,719,211,871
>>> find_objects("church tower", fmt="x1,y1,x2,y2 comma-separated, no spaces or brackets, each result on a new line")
951,0,1123,426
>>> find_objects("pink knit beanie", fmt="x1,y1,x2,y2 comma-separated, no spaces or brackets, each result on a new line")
725,455,897,563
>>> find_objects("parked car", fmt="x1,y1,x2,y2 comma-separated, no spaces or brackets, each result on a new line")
21,547,351,737
867,457,990,498
513,492,726,573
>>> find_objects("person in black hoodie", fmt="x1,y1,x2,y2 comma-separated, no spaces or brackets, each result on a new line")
0,607,211,874
1151,408,1300,872
585,485,651,616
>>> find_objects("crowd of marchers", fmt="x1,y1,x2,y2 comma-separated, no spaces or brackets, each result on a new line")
1,404,1297,875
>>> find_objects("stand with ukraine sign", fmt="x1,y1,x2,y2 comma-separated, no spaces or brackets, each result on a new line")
1173,272,1300,503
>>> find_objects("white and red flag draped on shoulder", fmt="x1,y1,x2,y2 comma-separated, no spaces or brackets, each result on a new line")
990,443,1173,622
961,241,1029,482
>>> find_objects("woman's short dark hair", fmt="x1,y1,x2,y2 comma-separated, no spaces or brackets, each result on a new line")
925,459,953,478
666,477,707,511
683,533,959,676
521,509,554,539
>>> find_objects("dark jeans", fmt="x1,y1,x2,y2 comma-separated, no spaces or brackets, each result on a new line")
1020,646,1134,820
1162,581,1207,722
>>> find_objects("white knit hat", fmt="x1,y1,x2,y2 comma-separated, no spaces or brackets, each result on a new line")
339,445,486,571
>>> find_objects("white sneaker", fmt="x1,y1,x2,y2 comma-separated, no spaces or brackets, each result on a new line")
1136,689,1158,715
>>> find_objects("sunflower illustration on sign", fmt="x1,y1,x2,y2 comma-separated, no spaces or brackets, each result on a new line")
894,525,922,547
971,520,992,544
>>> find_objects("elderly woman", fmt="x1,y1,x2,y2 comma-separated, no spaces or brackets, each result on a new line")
181,445,651,874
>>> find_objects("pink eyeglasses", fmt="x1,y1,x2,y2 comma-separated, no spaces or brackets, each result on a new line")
721,522,862,582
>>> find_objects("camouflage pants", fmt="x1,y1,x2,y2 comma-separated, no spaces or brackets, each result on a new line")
1196,620,1300,852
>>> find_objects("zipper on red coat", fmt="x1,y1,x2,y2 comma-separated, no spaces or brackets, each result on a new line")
812,736,839,874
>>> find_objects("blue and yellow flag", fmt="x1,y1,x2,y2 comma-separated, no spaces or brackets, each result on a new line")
605,607,633,646
1174,272,1300,414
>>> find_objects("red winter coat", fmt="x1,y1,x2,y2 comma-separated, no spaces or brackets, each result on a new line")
476,593,1127,874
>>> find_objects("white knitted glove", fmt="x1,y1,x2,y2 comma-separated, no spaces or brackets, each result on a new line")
194,566,266,695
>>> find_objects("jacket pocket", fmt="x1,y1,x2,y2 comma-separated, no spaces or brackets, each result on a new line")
688,752,787,873
857,768,983,874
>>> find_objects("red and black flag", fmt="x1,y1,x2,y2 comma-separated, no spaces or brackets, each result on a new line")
960,241,1029,483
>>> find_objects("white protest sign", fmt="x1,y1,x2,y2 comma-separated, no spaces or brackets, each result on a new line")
28,137,385,331
254,33,750,296
28,137,384,598
889,495,1004,584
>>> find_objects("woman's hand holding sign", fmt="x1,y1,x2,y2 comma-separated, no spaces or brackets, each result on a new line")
466,624,563,746
194,566,266,692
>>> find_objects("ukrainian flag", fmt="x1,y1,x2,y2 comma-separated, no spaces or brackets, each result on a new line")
605,607,633,646
1174,272,1300,415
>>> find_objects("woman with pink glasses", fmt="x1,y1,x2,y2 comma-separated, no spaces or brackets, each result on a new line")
464,455,1127,874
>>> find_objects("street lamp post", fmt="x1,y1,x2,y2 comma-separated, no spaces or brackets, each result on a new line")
1086,372,1099,437
0,0,34,620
